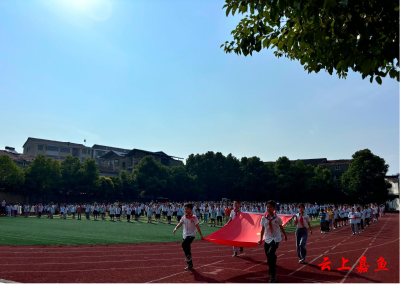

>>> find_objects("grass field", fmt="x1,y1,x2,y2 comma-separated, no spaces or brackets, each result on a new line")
0,215,320,246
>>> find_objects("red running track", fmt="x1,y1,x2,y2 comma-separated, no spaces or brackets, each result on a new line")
0,213,398,283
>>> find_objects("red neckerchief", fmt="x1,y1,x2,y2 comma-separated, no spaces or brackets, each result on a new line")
298,213,305,227
234,208,241,217
264,212,277,234
185,213,195,219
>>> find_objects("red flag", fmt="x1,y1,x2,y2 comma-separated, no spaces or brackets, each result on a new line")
204,212,293,247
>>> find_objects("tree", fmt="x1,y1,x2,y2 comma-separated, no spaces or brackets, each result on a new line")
109,176,123,201
77,159,100,198
0,155,24,192
119,170,138,200
24,155,61,202
169,164,197,200
60,156,81,201
342,149,389,204
222,0,399,84
97,176,114,201
133,156,170,198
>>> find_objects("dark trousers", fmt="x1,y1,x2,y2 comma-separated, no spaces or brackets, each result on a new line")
182,236,195,266
295,228,308,260
365,218,370,226
77,212,81,220
264,240,279,279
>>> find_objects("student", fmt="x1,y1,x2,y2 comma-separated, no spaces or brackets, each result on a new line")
167,206,172,224
77,204,82,220
333,206,339,229
116,205,121,221
155,205,161,222
173,203,204,271
344,205,351,226
202,205,208,224
356,207,362,232
319,208,327,234
349,207,359,236
177,205,183,222
109,205,115,221
210,205,216,227
258,200,287,283
126,205,132,222
226,200,244,257
366,205,372,227
147,205,153,223
224,205,231,223
216,205,223,226
85,204,90,220
93,204,99,221
339,206,345,227
294,204,312,264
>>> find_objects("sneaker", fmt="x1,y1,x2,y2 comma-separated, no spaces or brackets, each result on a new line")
299,259,305,264
185,255,192,263
269,278,278,283
185,265,194,271
232,252,238,257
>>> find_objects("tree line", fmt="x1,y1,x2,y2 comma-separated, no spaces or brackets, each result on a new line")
0,149,393,204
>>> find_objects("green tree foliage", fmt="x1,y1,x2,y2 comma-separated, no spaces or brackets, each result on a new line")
24,155,61,200
97,176,114,201
133,156,170,198
222,0,399,83
77,159,100,197
168,164,197,200
60,156,81,200
0,155,24,192
342,149,389,204
119,170,138,200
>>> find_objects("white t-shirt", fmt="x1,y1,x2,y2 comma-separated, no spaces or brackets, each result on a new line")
180,215,199,239
296,213,311,229
230,209,241,220
348,212,358,224
261,215,283,244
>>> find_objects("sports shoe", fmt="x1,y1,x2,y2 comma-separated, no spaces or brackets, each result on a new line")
269,278,278,283
299,259,305,264
185,255,192,263
232,252,238,257
185,265,194,271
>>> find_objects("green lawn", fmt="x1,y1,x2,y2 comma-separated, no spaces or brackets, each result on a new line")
0,215,320,246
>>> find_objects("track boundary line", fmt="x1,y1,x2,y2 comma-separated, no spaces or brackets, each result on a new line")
339,248,369,283
146,260,224,283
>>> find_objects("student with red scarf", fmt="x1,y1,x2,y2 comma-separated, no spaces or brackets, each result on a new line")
226,200,243,257
173,203,204,271
294,203,312,264
258,200,287,283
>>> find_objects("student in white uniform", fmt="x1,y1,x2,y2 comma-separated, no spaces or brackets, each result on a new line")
258,200,287,283
294,204,312,263
173,203,204,271
226,200,243,257
348,207,359,236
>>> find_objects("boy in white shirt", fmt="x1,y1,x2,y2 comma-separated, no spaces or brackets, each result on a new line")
348,207,359,236
226,200,244,257
294,204,312,264
258,200,287,283
173,203,204,271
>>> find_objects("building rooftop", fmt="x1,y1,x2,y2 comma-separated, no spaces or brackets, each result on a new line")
23,137,88,148
320,159,351,166
0,150,35,164
92,144,131,153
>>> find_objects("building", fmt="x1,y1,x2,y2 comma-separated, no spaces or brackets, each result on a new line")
0,147,35,168
99,148,183,173
385,175,399,211
23,137,92,162
91,144,130,163
319,160,351,187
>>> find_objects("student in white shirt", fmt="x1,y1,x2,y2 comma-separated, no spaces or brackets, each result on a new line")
258,200,287,283
348,207,359,236
294,204,312,263
173,203,204,271
126,205,132,222
226,200,244,257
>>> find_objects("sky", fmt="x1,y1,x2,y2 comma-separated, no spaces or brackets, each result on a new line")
0,0,398,174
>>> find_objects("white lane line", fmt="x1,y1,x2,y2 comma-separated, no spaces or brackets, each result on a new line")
339,216,391,283
0,279,19,283
340,248,369,283
288,236,350,277
146,260,224,283
244,254,284,271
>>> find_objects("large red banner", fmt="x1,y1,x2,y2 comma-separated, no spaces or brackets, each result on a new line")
204,212,293,247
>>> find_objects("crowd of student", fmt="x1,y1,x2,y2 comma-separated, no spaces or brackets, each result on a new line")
0,199,386,282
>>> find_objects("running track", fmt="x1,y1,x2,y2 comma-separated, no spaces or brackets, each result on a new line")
0,213,398,283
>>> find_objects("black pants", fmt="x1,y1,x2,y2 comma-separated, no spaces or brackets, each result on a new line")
182,236,195,265
264,241,279,279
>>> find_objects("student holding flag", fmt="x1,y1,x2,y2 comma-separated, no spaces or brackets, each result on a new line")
258,200,287,283
294,203,312,264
